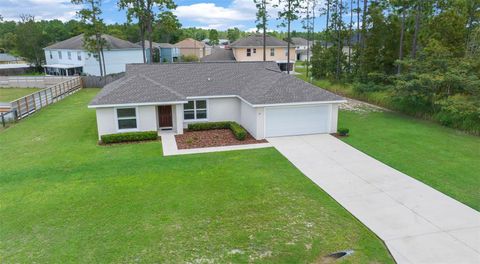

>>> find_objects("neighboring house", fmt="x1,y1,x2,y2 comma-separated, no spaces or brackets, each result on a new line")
230,34,296,72
43,34,144,76
202,38,230,48
291,37,314,61
174,38,212,59
0,53,25,64
137,41,180,63
200,47,235,62
88,62,345,140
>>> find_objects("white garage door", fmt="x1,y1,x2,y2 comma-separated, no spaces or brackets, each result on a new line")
265,104,331,137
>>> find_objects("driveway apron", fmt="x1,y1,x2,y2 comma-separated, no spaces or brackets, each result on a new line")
268,134,480,264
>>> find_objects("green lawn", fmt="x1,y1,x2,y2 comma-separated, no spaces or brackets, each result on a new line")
339,110,480,211
295,69,480,211
0,89,393,263
0,88,41,102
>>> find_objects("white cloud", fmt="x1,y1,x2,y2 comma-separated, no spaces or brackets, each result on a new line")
174,0,258,30
0,0,80,21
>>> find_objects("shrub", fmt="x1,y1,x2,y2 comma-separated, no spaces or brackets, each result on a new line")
181,54,199,62
337,128,349,136
434,95,480,135
101,131,158,144
188,121,231,131
229,122,247,140
187,121,248,141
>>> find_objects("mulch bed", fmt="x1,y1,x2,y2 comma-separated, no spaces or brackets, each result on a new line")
175,129,268,149
331,133,349,138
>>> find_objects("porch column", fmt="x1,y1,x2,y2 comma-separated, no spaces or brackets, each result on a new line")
175,104,184,134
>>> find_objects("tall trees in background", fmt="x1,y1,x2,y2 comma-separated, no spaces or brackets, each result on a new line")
254,0,270,61
118,0,148,63
71,0,106,76
118,0,176,63
15,15,47,67
156,11,181,43
277,0,303,74
209,29,219,45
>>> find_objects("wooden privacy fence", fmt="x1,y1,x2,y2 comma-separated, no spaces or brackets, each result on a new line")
10,77,83,120
0,76,73,88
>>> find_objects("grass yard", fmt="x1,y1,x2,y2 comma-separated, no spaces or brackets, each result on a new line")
0,88,41,102
339,110,480,211
0,89,393,263
295,69,480,211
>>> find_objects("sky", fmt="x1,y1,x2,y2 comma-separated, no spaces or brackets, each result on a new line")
0,0,330,32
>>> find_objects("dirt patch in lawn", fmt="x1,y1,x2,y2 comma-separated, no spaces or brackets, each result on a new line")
340,98,386,113
176,129,267,149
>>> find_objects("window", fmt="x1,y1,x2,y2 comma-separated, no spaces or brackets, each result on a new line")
67,51,72,60
184,100,207,120
116,108,137,130
49,51,53,59
77,52,82,61
284,48,288,56
253,48,257,54
270,48,275,56
246,48,251,57
58,51,62,59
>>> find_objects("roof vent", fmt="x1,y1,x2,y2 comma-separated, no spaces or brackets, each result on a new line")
207,77,212,81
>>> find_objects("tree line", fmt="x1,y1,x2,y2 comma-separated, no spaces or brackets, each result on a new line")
252,0,479,134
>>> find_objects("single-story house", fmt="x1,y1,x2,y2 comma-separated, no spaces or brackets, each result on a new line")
88,62,345,140
174,38,212,59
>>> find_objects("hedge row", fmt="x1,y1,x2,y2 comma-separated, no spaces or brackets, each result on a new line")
188,121,247,140
101,131,158,144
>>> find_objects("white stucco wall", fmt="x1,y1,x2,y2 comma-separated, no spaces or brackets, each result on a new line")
95,107,116,140
137,106,157,132
240,100,259,139
329,104,339,133
95,105,158,139
183,97,241,127
83,49,144,76
207,98,241,123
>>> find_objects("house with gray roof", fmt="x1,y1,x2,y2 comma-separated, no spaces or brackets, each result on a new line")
230,34,296,72
89,61,345,139
43,34,144,76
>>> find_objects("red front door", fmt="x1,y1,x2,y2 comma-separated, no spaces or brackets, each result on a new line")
158,105,173,128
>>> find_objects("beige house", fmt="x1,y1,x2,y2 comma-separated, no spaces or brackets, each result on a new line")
230,34,296,72
174,38,211,59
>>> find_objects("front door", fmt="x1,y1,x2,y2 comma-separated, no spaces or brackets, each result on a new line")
158,105,173,128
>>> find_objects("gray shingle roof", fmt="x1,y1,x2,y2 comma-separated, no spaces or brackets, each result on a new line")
230,34,289,48
200,47,236,62
45,34,141,50
291,37,309,46
89,62,344,107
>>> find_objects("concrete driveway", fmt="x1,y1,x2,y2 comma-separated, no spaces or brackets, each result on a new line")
268,134,480,264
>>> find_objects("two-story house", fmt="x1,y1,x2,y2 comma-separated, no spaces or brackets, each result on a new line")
43,34,144,76
230,34,296,72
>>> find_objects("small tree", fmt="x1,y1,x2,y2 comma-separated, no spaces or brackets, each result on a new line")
72,0,106,76
208,29,219,45
254,0,270,61
157,11,181,43
227,27,241,43
276,0,304,74
15,15,47,67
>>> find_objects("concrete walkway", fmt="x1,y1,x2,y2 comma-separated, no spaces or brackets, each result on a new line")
160,132,272,156
268,134,480,264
